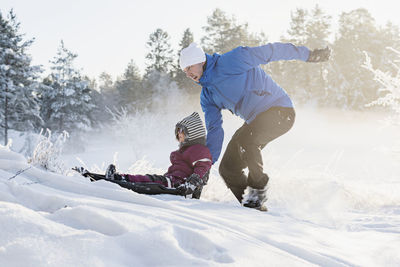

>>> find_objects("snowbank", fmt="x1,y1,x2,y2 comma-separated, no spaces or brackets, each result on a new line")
1,122,400,267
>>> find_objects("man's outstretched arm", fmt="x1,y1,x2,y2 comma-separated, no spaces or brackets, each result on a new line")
225,42,330,71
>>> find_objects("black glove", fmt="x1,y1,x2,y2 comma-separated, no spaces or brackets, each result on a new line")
186,173,204,188
307,47,331,62
176,184,189,196
177,174,204,196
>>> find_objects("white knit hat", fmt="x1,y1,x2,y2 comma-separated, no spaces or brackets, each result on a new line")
179,43,206,70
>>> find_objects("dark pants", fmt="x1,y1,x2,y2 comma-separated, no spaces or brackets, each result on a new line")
219,107,295,202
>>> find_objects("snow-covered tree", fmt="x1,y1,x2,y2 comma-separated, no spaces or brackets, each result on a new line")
98,72,114,94
304,5,332,105
98,71,119,111
287,8,309,45
376,22,400,76
173,28,200,95
40,40,95,134
364,48,400,124
82,75,107,127
0,10,43,145
145,28,174,75
114,60,144,111
305,5,332,49
329,8,382,109
201,8,265,54
275,6,331,106
274,8,312,104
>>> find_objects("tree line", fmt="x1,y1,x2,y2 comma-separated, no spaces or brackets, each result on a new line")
1,6,400,145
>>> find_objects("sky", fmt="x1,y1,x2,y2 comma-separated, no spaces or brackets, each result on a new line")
2,0,399,80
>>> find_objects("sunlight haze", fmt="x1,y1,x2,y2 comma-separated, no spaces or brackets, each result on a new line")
2,0,398,79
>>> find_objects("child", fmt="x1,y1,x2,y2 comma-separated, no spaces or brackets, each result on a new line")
76,112,212,196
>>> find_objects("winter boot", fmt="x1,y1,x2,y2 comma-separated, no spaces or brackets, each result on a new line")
242,187,268,211
73,166,89,176
105,164,125,181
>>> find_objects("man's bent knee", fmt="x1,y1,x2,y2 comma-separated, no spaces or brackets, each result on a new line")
248,173,269,189
219,163,247,187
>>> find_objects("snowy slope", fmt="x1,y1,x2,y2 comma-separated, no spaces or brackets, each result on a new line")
1,108,400,267
1,146,399,267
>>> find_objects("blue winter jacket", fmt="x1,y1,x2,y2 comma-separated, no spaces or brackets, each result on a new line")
199,42,310,163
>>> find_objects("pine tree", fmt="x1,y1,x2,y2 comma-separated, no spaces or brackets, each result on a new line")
114,60,144,111
98,71,119,112
40,40,95,134
330,8,382,109
178,29,194,62
287,8,308,45
274,6,332,107
305,5,332,106
99,72,114,94
145,28,174,75
377,22,400,76
173,28,201,95
82,75,106,127
278,8,310,103
201,8,231,54
201,8,265,54
0,10,43,145
305,5,331,48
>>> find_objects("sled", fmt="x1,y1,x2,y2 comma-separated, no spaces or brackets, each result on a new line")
72,168,205,199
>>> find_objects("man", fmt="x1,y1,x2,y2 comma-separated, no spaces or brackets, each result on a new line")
179,42,330,210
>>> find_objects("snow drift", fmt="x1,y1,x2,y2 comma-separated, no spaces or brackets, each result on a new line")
1,107,400,266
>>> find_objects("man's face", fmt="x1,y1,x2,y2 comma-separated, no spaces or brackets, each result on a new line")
183,62,205,82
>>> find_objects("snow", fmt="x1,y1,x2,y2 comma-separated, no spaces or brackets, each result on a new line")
64,88,75,96
1,107,400,267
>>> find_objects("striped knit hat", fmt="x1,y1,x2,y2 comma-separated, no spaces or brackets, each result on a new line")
175,112,206,146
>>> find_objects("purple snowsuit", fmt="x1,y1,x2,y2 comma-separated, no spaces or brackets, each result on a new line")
122,112,212,188
123,143,212,187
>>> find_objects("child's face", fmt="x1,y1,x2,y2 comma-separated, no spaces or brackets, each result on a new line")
178,131,185,143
